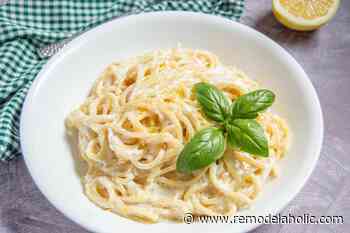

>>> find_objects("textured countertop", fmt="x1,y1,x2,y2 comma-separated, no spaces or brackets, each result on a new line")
1,1,349,233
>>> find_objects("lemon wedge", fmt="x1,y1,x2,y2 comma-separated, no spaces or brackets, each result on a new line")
272,0,341,31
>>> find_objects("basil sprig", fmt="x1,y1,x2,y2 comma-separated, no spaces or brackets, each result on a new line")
176,82,275,173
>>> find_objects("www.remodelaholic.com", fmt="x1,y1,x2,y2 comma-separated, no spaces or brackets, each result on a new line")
183,213,344,225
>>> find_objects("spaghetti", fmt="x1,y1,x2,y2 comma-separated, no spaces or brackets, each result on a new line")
66,48,289,223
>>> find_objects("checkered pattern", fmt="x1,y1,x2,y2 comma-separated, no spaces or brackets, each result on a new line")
0,0,245,161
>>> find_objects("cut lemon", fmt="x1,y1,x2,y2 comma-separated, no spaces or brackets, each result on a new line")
272,0,341,31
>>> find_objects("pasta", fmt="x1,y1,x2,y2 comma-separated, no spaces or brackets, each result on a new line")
66,48,289,223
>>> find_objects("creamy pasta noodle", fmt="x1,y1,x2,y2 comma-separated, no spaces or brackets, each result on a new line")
66,48,289,223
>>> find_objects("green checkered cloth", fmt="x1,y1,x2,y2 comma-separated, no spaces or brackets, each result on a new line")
0,0,245,161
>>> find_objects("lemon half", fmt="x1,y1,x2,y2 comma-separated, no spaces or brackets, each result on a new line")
272,0,341,31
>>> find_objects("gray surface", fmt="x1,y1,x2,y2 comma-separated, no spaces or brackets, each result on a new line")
1,1,350,232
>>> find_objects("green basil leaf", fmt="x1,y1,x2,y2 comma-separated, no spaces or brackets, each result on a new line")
176,127,226,173
226,119,269,157
195,82,231,122
231,89,275,119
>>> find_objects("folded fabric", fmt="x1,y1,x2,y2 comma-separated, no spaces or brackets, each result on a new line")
0,0,245,161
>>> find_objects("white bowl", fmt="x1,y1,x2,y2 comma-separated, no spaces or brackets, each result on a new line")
20,12,323,233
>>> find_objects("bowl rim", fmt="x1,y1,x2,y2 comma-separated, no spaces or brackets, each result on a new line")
20,11,324,233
